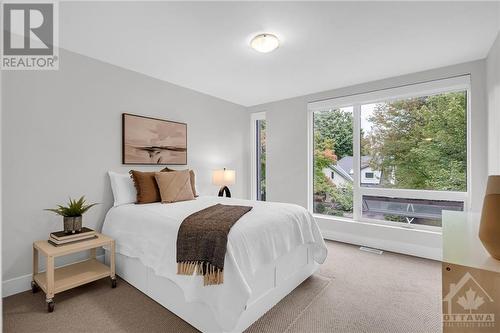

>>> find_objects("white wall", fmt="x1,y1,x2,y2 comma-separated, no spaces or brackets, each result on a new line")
322,168,349,187
1,49,249,296
487,32,500,175
248,60,489,260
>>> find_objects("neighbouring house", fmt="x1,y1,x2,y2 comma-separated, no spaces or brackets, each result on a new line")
322,156,382,187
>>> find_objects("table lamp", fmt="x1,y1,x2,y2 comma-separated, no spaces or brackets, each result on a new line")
212,168,235,197
479,175,500,260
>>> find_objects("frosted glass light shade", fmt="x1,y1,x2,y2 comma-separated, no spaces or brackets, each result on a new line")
250,34,279,53
212,169,236,186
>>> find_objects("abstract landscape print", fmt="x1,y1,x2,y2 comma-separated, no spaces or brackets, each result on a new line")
122,113,187,165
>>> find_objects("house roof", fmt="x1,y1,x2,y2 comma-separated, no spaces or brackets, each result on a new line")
330,164,353,182
329,156,376,183
336,156,372,175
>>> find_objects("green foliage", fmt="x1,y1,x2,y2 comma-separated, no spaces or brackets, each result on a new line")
330,183,353,212
315,202,326,214
365,92,467,191
314,110,353,159
314,183,354,217
383,214,406,223
313,110,352,199
313,108,354,217
45,196,98,217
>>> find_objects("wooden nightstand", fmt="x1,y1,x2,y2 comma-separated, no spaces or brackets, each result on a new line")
32,233,116,312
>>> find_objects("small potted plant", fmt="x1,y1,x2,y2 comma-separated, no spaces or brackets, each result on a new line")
45,196,98,234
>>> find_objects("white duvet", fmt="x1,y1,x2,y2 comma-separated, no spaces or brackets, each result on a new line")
102,196,327,331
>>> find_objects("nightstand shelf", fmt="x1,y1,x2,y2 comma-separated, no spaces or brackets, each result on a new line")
33,259,110,295
32,233,116,312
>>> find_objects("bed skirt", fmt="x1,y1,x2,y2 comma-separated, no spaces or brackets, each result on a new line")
105,243,319,333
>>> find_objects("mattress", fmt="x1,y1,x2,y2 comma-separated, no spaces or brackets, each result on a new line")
102,196,327,330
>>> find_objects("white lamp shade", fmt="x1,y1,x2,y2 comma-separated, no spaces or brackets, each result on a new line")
212,169,236,186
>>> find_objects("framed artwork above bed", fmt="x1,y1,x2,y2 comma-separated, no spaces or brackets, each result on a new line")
122,113,187,165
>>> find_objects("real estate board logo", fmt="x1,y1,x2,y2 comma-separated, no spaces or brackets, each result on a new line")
443,272,495,330
1,1,58,70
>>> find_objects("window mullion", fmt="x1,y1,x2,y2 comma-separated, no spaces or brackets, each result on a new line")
353,104,361,221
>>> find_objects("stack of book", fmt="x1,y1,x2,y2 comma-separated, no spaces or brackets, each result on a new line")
48,227,97,246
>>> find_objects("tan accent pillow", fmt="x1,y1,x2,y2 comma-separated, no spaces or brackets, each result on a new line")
129,170,161,204
161,167,198,197
155,170,195,203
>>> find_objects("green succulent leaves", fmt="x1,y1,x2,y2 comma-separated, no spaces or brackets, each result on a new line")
45,196,98,217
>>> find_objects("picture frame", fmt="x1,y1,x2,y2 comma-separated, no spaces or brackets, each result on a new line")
122,113,187,165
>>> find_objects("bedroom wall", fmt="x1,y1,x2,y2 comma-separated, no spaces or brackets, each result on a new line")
487,32,500,174
248,60,488,260
1,49,249,296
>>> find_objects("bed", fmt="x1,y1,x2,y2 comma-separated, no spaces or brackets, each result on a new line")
102,196,327,333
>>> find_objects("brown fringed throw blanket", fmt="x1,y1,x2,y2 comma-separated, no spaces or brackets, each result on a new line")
177,204,253,286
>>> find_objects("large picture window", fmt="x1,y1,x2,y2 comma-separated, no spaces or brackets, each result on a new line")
309,76,469,229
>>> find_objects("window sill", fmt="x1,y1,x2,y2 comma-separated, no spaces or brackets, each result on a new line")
312,213,442,235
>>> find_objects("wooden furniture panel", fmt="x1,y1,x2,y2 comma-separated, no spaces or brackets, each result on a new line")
34,259,111,294
442,212,500,332
32,233,116,312
33,234,113,257
443,263,499,333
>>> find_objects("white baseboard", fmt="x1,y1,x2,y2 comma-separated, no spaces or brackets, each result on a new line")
2,254,105,298
2,273,33,298
321,230,441,261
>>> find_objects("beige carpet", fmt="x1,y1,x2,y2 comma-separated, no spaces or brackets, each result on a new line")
3,241,442,333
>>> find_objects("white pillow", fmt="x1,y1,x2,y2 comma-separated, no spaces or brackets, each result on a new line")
108,171,137,206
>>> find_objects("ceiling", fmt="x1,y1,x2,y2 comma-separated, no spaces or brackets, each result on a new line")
60,2,500,107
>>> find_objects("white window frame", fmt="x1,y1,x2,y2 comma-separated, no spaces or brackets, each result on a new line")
307,75,471,232
251,112,266,200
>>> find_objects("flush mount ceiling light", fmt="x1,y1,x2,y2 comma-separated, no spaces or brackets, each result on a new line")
250,33,280,53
